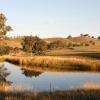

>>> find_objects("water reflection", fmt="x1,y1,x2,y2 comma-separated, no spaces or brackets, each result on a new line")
1,62,100,92
81,82,100,90
21,68,42,78
0,64,12,92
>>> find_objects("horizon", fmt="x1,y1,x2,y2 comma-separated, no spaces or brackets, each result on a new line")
7,33,98,39
0,0,100,38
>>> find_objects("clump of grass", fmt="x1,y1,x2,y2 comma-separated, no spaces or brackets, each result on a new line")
5,56,100,71
0,56,5,62
1,89,100,100
0,80,100,100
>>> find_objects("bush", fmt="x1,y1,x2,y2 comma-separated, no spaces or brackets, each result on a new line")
67,35,72,39
0,46,13,55
22,36,47,55
84,43,89,46
67,43,73,47
89,40,95,45
48,40,66,49
98,37,100,40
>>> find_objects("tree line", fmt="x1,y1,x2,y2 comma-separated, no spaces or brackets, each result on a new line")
0,13,100,55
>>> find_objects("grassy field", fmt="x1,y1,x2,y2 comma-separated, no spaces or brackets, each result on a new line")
0,35,100,71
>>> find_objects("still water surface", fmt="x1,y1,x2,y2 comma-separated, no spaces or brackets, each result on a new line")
0,62,100,92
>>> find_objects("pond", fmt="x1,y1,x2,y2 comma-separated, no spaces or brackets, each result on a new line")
0,62,100,92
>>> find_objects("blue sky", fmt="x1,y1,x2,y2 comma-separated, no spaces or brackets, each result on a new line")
0,0,100,37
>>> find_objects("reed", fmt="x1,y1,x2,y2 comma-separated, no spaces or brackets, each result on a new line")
5,56,100,71
0,79,100,100
1,89,100,100
0,56,5,62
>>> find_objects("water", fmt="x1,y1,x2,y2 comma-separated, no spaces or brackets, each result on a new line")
0,62,100,92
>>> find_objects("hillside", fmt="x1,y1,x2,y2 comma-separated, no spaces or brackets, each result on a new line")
45,36,99,44
0,35,100,54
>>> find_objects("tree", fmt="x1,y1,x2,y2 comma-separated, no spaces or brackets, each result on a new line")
67,35,72,39
0,13,12,37
0,45,13,55
22,36,47,55
98,36,100,40
83,34,89,37
22,36,35,52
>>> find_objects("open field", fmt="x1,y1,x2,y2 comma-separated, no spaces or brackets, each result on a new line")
1,35,100,59
46,49,100,59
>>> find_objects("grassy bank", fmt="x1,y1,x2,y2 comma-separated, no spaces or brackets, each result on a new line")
0,56,5,62
0,89,100,100
5,56,100,71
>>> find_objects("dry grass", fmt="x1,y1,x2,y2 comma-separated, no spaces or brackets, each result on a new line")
0,89,100,100
5,56,100,71
0,80,100,100
0,56,5,62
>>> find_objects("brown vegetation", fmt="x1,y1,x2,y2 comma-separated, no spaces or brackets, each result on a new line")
5,56,100,71
0,89,100,100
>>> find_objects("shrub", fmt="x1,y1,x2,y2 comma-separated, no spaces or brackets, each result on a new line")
67,43,73,47
98,36,100,40
22,36,47,55
67,35,72,39
84,43,89,46
48,40,66,49
0,46,13,55
83,34,89,37
89,41,95,45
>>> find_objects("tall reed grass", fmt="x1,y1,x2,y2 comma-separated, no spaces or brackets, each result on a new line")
1,89,100,100
5,56,100,71
0,56,5,62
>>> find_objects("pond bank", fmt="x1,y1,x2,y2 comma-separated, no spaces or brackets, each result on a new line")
3,55,100,71
1,89,100,100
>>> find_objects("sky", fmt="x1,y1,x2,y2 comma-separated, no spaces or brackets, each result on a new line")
0,0,100,38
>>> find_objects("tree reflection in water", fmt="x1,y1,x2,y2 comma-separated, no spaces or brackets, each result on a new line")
0,63,12,92
21,68,42,78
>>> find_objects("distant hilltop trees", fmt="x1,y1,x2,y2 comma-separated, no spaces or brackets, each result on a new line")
80,34,89,37
0,13,99,55
98,36,100,40
67,35,72,39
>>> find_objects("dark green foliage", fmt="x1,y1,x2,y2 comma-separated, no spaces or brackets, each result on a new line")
83,34,89,37
67,35,72,39
48,40,66,49
22,68,42,77
84,43,89,46
89,40,95,45
0,46,13,55
98,37,100,40
67,43,73,47
13,47,21,54
21,36,34,52
0,13,12,37
91,36,94,38
22,36,47,55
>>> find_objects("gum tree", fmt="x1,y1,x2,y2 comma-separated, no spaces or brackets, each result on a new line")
0,13,12,37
